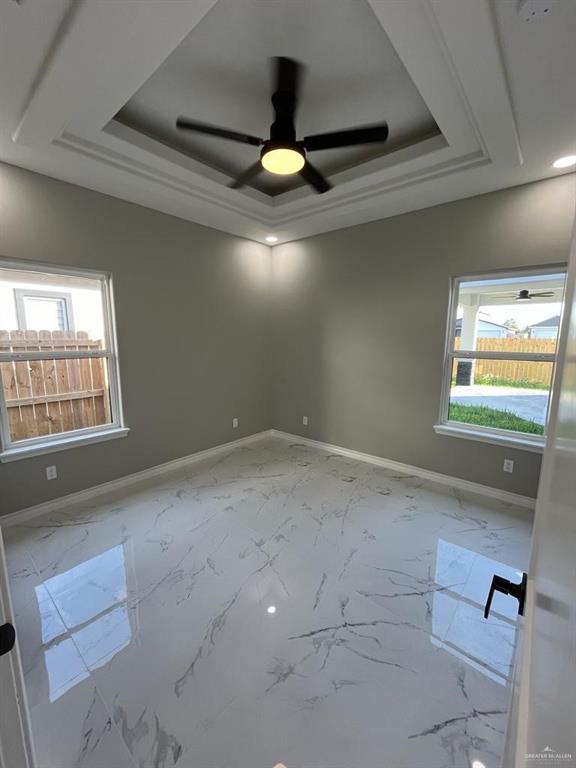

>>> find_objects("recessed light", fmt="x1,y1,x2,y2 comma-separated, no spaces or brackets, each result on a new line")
553,155,576,169
472,761,486,768
267,605,277,614
265,235,278,244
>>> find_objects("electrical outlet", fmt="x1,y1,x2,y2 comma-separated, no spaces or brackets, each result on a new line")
302,415,309,426
503,458,515,474
46,465,57,481
232,417,239,429
518,0,554,22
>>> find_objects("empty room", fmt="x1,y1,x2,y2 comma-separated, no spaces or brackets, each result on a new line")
0,1,575,767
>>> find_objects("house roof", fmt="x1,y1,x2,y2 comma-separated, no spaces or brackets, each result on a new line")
455,318,508,330
529,315,561,328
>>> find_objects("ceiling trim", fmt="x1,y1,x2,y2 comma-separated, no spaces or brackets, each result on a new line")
428,0,522,166
7,0,523,241
269,150,489,228
103,120,272,209
14,0,220,147
55,132,272,226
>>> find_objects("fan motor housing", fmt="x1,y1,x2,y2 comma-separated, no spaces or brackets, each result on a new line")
270,91,297,143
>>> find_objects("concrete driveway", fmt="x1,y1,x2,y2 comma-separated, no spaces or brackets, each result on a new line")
451,385,549,425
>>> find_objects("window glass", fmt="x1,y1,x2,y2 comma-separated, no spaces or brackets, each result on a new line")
0,354,113,442
443,269,566,439
452,273,565,353
448,358,552,436
0,264,120,450
1,268,105,343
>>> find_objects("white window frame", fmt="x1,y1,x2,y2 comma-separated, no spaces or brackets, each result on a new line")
14,288,75,332
434,264,567,453
0,259,128,462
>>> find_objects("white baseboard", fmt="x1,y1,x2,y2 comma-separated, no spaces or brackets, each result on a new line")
1,430,274,527
270,430,536,510
2,426,535,527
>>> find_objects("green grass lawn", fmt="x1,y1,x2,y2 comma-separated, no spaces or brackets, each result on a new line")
473,374,549,390
450,375,549,390
449,403,544,435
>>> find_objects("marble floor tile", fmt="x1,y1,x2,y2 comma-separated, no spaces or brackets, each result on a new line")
4,437,533,768
29,678,137,768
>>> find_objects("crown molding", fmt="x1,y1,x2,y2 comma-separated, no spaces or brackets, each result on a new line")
4,0,522,242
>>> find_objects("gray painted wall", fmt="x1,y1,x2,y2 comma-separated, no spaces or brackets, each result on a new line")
0,164,271,516
271,175,576,498
0,166,573,516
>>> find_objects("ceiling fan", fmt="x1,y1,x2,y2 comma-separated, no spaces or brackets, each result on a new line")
511,289,556,302
176,57,389,194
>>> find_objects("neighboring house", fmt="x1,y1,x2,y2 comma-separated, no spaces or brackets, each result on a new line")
455,317,509,339
0,279,104,338
527,315,561,339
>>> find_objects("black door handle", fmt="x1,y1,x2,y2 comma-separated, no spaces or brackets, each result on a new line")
484,572,527,619
0,622,16,656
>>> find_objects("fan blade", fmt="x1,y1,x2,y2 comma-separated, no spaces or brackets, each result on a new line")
273,57,302,101
300,161,332,194
304,122,389,151
176,118,263,147
531,292,555,298
229,162,263,190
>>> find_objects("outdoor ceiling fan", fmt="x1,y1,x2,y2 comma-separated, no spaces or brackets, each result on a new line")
512,289,556,302
176,57,389,194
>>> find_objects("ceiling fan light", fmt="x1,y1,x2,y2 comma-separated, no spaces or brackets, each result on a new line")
261,147,305,175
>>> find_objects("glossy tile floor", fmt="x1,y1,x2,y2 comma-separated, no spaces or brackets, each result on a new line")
4,437,532,768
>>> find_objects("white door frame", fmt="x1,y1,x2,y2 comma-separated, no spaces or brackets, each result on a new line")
504,217,576,766
0,528,36,768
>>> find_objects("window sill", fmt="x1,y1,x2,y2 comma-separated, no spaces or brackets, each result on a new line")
433,423,544,453
0,427,130,463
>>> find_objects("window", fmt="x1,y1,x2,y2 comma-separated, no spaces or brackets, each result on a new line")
435,266,566,451
0,260,128,461
15,289,74,332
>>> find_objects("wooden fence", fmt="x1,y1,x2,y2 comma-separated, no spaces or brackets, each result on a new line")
454,337,556,386
0,330,110,442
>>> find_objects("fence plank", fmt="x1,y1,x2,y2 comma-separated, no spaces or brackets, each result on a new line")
90,357,107,424
52,331,75,433
2,330,109,442
10,331,36,440
0,331,21,440
76,331,96,428
454,337,555,386
26,331,52,437
39,330,63,435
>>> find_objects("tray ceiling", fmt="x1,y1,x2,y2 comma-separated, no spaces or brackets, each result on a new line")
114,0,440,196
1,0,574,244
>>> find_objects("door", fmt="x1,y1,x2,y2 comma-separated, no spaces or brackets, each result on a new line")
0,528,36,768
506,219,576,766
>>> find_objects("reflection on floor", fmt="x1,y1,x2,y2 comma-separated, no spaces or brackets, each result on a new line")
4,437,532,768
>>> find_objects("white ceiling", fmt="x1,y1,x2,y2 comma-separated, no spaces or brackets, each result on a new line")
0,0,574,245
115,0,439,196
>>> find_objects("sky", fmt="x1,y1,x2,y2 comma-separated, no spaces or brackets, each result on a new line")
481,302,562,328
456,302,562,329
